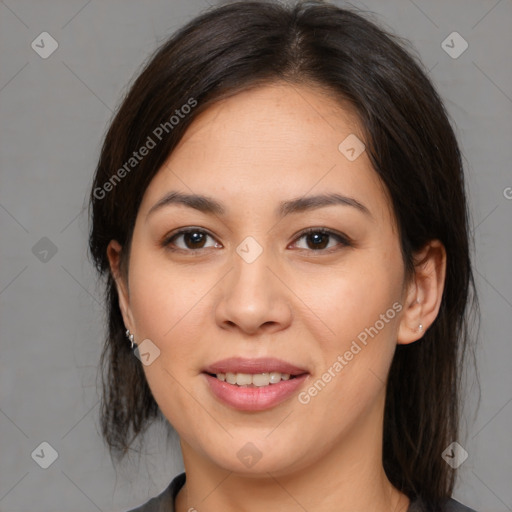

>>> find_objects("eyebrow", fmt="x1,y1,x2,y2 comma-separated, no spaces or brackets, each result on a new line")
146,191,372,220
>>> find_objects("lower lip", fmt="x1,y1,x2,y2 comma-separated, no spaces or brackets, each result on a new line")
203,373,308,411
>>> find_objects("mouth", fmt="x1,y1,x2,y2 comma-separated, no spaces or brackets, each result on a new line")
204,370,302,387
202,357,309,411
203,356,309,377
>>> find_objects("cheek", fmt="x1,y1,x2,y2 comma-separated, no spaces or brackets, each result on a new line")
294,284,400,439
127,244,207,341
294,253,403,343
293,251,403,403
126,251,208,427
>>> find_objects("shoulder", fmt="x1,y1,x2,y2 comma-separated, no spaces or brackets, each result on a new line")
409,496,478,512
126,472,186,512
443,498,478,512
126,477,478,512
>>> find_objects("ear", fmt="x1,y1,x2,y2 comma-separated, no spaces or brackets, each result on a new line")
107,240,136,332
397,240,447,345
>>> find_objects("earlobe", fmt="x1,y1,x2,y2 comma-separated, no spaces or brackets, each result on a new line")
106,240,135,331
397,240,447,345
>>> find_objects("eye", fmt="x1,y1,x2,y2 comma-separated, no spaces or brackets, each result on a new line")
163,228,221,252
162,227,351,254
290,228,351,252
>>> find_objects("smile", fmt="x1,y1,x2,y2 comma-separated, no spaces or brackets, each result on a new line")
212,371,293,387
203,371,309,411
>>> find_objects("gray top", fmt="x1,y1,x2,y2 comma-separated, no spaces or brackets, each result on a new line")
127,472,477,512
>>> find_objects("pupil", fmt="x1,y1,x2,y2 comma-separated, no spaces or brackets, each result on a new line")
187,231,205,248
308,232,328,250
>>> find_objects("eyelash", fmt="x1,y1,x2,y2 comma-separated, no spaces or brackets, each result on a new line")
162,227,352,254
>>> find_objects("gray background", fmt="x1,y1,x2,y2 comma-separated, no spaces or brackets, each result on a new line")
0,0,511,511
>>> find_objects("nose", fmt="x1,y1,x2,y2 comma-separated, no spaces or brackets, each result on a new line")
214,245,293,336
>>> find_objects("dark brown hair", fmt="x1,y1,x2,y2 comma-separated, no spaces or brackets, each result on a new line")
88,1,478,507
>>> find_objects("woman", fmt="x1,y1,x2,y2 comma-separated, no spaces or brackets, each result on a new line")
88,1,478,511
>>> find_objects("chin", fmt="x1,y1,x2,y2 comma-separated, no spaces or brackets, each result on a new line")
199,436,312,477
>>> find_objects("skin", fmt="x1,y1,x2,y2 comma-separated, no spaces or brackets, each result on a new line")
107,82,446,512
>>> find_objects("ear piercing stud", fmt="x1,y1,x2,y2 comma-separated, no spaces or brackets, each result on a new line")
416,299,423,332
125,328,137,349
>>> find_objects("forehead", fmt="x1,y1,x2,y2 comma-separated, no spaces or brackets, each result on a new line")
175,82,362,160
138,82,394,227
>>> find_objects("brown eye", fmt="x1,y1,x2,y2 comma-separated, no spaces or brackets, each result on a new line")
304,231,330,250
163,227,350,254
292,228,351,252
164,229,220,251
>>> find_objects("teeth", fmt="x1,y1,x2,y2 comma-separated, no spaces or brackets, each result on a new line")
253,373,271,386
269,371,282,384
215,372,292,387
236,373,252,386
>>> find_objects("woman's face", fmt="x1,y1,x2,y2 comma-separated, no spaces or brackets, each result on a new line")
112,82,414,476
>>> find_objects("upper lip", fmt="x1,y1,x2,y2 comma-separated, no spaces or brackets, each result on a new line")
203,357,309,376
